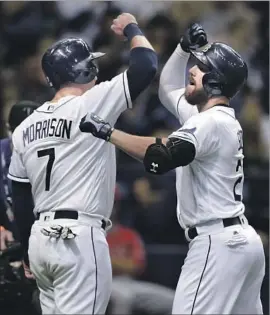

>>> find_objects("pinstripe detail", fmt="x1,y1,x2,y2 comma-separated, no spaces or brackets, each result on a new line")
191,235,211,314
91,227,98,314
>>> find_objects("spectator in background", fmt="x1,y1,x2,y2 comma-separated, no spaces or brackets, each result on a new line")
93,7,124,83
0,101,40,250
108,186,175,315
16,38,55,104
239,86,267,161
0,1,268,312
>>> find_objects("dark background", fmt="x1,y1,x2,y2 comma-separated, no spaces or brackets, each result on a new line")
0,1,268,314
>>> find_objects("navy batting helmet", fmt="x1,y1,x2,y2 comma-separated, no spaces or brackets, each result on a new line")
42,38,105,90
8,101,40,132
190,42,248,98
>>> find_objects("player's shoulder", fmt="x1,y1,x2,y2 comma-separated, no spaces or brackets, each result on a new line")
12,113,32,139
82,71,127,107
188,105,236,126
99,71,125,88
209,106,240,129
11,106,41,148
184,108,217,128
12,121,27,150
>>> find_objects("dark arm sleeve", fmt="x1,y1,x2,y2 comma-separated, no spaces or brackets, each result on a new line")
0,198,12,229
143,137,196,175
167,137,196,167
11,180,35,265
127,47,158,101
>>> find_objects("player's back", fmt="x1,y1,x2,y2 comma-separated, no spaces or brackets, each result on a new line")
9,70,132,219
173,106,245,227
12,95,116,219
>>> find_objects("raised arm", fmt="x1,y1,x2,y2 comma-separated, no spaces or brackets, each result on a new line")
158,44,190,116
111,13,158,101
158,23,208,124
82,13,158,126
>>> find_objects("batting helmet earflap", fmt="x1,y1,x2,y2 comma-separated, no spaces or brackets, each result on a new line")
190,42,248,99
42,38,105,90
8,101,40,132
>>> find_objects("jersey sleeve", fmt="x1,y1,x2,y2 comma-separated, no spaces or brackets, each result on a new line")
82,70,132,126
158,44,198,124
7,134,29,183
169,114,219,159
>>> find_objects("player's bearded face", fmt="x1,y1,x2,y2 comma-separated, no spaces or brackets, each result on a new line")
185,65,208,105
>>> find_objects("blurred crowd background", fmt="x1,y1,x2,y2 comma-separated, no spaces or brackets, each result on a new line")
0,1,268,315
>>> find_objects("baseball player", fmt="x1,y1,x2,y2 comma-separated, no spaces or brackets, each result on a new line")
79,24,265,314
0,100,41,314
8,13,157,315
0,101,40,247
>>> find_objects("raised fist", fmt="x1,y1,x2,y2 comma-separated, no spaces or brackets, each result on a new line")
111,13,138,37
180,23,208,53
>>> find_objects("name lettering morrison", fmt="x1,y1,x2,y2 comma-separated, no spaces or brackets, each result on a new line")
23,118,72,146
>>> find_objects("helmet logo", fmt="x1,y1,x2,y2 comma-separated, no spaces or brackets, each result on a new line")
22,108,34,116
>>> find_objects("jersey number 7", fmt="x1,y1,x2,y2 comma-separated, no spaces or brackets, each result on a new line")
37,148,55,191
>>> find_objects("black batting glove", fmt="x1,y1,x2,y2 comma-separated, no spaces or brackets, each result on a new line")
180,23,208,53
79,113,113,141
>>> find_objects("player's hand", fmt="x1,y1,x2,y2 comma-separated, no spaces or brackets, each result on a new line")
111,13,138,38
22,260,35,280
180,23,208,53
0,226,14,251
79,113,114,141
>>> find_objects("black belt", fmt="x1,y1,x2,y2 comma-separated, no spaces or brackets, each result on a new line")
36,210,107,230
187,216,243,240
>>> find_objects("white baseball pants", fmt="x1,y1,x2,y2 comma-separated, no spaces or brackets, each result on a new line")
28,214,112,314
172,219,265,314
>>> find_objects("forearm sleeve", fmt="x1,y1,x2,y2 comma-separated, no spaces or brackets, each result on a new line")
159,44,189,94
11,181,35,264
127,47,158,101
0,199,12,230
158,45,190,117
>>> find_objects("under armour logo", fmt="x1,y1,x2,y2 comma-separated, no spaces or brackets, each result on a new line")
150,162,159,173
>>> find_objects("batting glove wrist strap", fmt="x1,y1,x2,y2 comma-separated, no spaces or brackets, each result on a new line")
123,23,144,42
100,124,114,142
79,113,113,141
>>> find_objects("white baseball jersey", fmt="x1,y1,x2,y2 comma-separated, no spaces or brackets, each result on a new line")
159,44,245,228
159,45,264,315
8,71,132,219
169,105,245,228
